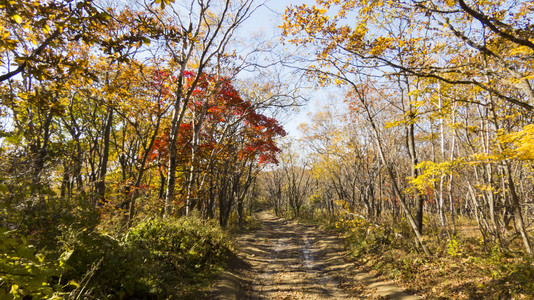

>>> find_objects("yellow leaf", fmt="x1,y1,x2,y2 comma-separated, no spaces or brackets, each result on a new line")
13,15,23,24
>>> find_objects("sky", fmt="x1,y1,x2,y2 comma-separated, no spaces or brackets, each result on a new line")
238,0,347,139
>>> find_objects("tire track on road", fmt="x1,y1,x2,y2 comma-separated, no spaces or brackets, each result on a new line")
218,212,422,300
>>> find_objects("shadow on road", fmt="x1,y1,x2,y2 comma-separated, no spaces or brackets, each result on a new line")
216,212,422,300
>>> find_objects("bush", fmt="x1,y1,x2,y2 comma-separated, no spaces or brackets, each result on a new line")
60,215,232,298
0,228,73,299
1,193,99,252
336,216,395,259
1,212,233,299
124,216,232,282
60,230,153,299
447,235,461,257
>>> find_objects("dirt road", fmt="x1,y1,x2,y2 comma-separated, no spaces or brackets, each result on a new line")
217,212,422,299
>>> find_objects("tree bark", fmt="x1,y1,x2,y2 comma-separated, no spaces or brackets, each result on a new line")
127,117,161,227
95,107,113,207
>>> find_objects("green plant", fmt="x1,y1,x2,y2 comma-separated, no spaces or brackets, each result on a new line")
60,230,152,299
505,260,534,295
490,244,505,263
0,228,74,299
447,235,461,257
125,216,232,277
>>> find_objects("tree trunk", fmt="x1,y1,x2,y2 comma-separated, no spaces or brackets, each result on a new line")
407,116,424,234
164,77,187,217
127,118,161,227
504,160,533,257
356,85,430,256
185,112,205,216
95,107,113,207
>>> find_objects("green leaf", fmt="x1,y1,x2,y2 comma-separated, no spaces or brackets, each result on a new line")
97,12,112,22
4,134,21,145
9,284,20,296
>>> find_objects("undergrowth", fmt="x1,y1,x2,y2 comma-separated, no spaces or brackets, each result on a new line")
334,215,534,299
1,214,232,299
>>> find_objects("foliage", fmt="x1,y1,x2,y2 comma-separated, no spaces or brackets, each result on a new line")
0,0,284,298
447,235,461,257
281,0,534,258
0,228,73,299
499,124,534,161
48,215,232,299
336,217,534,299
59,230,153,299
409,159,465,194
147,71,286,168
1,214,233,299
0,184,100,250
125,216,232,280
341,219,405,259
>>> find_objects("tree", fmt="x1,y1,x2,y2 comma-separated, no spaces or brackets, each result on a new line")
144,70,286,224
282,0,534,257
0,0,111,82
133,0,258,216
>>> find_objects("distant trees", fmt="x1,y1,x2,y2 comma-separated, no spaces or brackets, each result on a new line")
263,143,311,218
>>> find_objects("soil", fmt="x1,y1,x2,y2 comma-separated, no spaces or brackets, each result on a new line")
216,212,422,299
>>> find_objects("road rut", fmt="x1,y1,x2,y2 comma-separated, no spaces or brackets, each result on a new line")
217,212,421,299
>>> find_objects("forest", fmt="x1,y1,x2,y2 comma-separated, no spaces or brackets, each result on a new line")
1,0,533,299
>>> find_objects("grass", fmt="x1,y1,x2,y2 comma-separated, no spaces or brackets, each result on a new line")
1,213,234,299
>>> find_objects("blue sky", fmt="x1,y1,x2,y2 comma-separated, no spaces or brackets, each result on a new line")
238,0,346,138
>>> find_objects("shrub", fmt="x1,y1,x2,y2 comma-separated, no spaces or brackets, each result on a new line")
60,230,153,299
124,216,232,282
2,213,233,299
0,228,73,299
447,235,461,257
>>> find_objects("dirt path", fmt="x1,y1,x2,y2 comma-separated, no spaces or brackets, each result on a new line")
217,212,422,299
